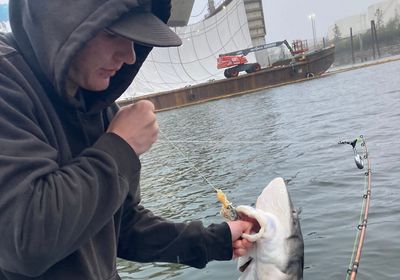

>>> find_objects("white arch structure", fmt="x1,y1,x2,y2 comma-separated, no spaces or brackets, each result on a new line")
120,0,255,99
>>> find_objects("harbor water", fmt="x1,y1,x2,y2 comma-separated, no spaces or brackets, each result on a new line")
118,60,400,279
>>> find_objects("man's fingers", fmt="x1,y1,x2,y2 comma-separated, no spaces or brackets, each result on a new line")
233,238,253,258
233,239,253,251
134,99,155,111
241,238,253,249
233,248,248,257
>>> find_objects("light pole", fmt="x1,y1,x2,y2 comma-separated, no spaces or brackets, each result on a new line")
308,13,317,49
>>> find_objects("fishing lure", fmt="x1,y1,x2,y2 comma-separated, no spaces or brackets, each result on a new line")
338,137,364,169
216,189,238,221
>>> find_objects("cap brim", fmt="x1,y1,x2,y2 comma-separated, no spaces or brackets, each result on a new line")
108,12,182,47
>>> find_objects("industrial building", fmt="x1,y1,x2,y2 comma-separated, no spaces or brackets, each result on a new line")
327,0,400,39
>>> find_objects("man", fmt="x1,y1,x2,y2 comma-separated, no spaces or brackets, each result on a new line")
0,0,254,279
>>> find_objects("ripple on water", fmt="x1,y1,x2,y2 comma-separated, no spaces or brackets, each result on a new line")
120,60,400,280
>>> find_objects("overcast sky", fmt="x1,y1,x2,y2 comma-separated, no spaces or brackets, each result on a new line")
192,0,384,42
0,0,385,42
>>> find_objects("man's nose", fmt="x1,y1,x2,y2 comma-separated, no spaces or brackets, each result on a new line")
115,38,136,65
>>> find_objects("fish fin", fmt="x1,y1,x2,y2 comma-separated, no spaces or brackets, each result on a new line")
239,257,253,272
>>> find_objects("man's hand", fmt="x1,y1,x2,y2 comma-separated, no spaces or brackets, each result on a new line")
227,220,257,258
107,100,158,155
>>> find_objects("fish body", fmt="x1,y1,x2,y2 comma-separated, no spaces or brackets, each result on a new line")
236,177,304,280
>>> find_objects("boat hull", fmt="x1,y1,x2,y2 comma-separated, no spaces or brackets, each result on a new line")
119,45,335,111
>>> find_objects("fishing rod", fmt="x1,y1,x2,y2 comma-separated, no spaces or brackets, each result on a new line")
339,135,372,280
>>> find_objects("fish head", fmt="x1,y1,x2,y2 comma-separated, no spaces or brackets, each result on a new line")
236,177,304,280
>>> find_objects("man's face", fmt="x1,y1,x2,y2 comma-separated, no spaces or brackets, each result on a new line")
67,30,136,92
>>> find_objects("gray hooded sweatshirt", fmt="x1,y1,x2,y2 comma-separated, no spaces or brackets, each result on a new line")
0,0,232,279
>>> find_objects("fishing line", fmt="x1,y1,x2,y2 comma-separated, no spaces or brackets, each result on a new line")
124,96,219,193
339,135,372,280
159,129,239,220
122,98,219,192
159,130,218,192
157,140,267,144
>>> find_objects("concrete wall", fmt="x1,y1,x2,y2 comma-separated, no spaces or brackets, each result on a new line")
169,0,195,27
243,0,268,67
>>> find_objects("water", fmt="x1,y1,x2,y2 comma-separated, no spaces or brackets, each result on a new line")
118,60,400,279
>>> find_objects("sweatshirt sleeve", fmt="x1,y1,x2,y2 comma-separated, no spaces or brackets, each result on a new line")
0,76,139,276
117,196,233,268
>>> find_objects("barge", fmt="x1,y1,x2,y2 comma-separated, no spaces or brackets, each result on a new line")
118,45,335,111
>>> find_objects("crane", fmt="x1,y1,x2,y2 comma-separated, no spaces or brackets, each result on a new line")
217,40,308,78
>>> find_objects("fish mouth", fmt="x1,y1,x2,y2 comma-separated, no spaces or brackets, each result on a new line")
236,205,266,242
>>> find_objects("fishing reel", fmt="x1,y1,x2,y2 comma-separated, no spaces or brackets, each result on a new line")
338,137,364,169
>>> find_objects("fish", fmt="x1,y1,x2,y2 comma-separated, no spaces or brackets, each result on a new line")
235,177,304,280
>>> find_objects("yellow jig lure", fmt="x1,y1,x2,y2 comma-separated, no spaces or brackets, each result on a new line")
216,189,238,221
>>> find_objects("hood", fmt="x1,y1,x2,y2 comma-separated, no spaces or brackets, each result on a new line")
9,0,172,113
